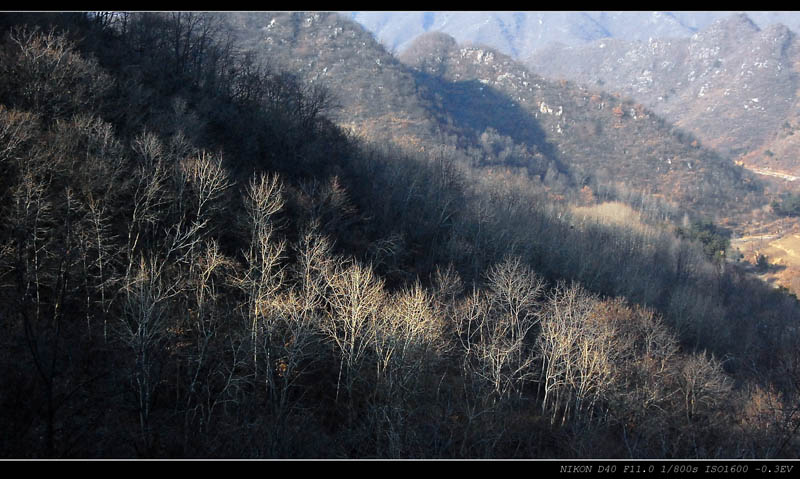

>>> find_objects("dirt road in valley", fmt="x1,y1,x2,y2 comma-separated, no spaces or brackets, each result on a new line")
746,167,800,182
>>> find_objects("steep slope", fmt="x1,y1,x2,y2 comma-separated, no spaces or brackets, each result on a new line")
1,12,799,460
226,12,439,149
741,108,800,176
400,32,763,218
528,14,800,168
223,13,770,221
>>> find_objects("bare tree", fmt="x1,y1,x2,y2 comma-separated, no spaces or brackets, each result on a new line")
367,281,445,456
322,258,384,405
292,223,334,317
0,106,37,167
75,192,118,340
2,27,112,121
485,256,544,393
600,300,679,457
737,383,791,458
177,238,239,453
116,254,180,455
8,167,57,455
238,173,286,375
126,131,170,267
175,151,232,233
455,257,543,408
374,281,443,400
537,282,617,425
678,353,731,423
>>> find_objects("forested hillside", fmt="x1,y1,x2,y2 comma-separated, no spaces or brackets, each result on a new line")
398,31,764,218
0,12,798,459
229,12,767,222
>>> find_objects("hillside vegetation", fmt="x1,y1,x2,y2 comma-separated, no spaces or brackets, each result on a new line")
399,31,764,219
528,14,800,173
232,13,767,223
0,12,798,459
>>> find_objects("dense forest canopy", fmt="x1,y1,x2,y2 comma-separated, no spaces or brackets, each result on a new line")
0,12,798,459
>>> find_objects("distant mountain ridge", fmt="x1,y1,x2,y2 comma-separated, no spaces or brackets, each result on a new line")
343,11,800,60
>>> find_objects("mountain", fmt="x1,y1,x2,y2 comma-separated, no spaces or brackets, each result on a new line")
1,12,799,460
396,31,763,217
227,12,764,220
344,11,800,61
528,13,800,172
226,12,439,148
